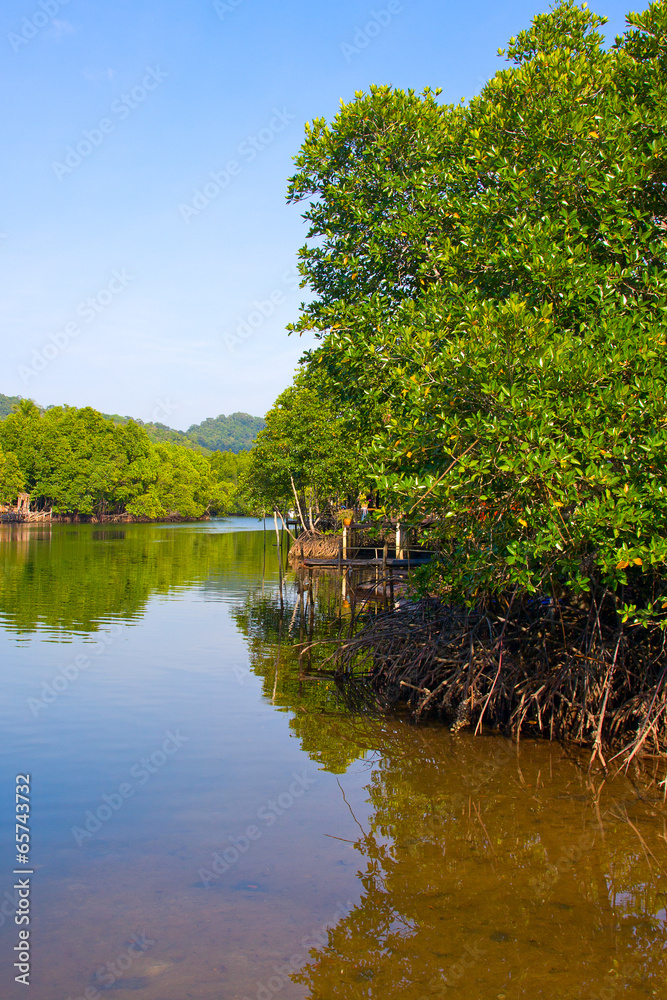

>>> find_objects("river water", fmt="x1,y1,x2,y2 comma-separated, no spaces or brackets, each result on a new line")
0,519,665,1000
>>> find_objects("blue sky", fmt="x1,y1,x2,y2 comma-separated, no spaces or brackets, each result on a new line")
1,0,634,429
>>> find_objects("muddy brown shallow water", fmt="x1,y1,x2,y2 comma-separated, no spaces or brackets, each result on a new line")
0,520,665,1000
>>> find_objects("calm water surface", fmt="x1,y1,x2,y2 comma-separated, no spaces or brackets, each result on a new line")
0,520,665,1000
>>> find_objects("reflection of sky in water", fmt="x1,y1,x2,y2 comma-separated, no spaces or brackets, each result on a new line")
0,520,665,1000
614,890,667,930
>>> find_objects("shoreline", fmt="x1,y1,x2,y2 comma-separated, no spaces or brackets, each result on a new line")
0,510,212,525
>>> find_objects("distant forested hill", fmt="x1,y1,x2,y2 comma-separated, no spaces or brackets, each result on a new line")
0,393,22,418
1,395,265,453
187,413,265,453
106,411,265,452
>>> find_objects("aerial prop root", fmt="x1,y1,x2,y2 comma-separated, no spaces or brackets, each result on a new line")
333,596,667,768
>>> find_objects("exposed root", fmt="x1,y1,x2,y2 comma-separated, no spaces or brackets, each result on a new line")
334,596,667,768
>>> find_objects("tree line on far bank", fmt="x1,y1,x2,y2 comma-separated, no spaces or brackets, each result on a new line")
0,400,252,519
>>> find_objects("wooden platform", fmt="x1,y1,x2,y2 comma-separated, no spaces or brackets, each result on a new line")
302,557,432,568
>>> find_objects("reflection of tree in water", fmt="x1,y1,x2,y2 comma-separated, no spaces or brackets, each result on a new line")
291,734,667,998
0,523,268,635
234,559,667,998
232,570,382,773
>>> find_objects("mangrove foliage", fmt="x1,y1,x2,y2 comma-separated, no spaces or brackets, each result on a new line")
280,0,667,760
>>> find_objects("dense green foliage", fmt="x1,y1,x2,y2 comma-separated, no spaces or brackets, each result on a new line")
0,446,24,504
209,447,253,515
103,414,202,450
241,376,364,527
0,400,251,518
287,0,667,623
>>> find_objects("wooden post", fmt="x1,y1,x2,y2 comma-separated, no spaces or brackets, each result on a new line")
342,523,347,561
299,581,305,643
273,510,284,614
308,568,315,639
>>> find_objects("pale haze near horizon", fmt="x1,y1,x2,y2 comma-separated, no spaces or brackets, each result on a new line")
0,0,632,430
